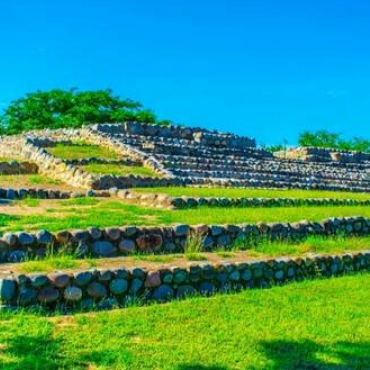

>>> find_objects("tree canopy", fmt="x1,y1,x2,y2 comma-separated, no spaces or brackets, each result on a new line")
298,130,370,152
0,89,169,135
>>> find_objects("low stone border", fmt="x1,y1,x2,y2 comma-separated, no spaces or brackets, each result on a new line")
0,161,38,175
0,188,110,200
0,250,369,310
116,190,370,209
66,158,140,166
0,216,369,263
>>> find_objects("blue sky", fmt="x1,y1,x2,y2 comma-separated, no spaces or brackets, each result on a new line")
1,1,369,145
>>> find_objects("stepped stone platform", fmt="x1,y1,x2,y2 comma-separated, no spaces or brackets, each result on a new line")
1,121,370,192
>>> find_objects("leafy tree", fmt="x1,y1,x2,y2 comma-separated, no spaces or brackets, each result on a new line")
298,130,370,152
0,89,167,135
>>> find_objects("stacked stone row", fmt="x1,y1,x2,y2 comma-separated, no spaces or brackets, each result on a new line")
0,161,38,175
0,188,110,200
115,190,370,209
90,124,370,192
95,121,256,149
66,158,140,166
276,146,370,164
3,122,370,193
0,216,369,263
168,196,370,209
1,250,369,310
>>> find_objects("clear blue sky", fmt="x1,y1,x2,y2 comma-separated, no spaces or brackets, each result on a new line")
1,1,369,145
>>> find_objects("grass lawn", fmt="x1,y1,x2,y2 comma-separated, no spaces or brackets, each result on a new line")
1,274,370,369
1,198,370,231
134,186,370,200
0,174,76,191
81,163,160,177
47,142,119,160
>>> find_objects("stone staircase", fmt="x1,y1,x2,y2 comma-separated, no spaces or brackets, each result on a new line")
85,123,370,192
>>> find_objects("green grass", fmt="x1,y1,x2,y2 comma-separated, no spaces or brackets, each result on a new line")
2,199,370,232
19,255,81,273
59,197,101,206
47,142,119,160
131,255,176,263
0,157,20,162
134,186,370,200
81,163,160,177
247,234,370,258
0,174,62,188
1,274,370,369
185,253,208,261
15,198,40,207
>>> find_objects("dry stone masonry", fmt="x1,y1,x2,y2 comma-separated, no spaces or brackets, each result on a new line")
1,122,370,192
116,189,370,209
0,161,38,175
0,216,369,263
1,250,369,311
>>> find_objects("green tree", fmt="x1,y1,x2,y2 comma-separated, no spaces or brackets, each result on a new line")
0,89,166,135
298,130,370,152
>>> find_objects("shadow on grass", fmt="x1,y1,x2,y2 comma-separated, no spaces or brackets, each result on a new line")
0,331,68,370
261,340,370,370
0,328,129,370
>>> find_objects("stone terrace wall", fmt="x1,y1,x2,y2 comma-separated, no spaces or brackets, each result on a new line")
0,161,38,175
96,122,256,149
0,216,369,263
116,190,370,209
0,250,369,310
0,131,174,190
276,147,370,163
3,123,370,192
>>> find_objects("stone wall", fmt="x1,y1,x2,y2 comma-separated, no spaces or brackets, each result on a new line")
0,161,38,175
2,123,370,192
116,190,370,209
0,188,110,200
0,216,369,263
1,250,369,310
95,121,256,149
275,147,370,163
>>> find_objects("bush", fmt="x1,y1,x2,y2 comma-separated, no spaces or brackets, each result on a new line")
0,88,169,135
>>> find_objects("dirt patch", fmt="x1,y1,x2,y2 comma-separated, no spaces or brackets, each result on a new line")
0,174,82,191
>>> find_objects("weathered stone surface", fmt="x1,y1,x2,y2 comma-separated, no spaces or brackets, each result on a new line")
49,273,70,288
145,271,161,288
173,224,190,237
118,239,136,254
91,241,117,257
129,278,143,295
74,271,93,287
109,279,128,295
87,282,107,299
152,284,174,301
176,285,197,298
38,287,59,304
64,286,83,302
30,274,48,288
0,279,16,301
18,287,37,305
36,230,54,245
